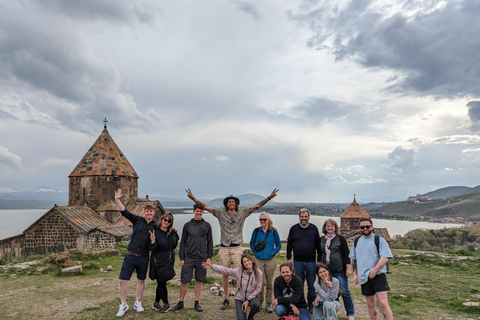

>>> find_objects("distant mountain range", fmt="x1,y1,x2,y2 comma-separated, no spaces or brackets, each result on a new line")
1,185,480,218
424,185,480,199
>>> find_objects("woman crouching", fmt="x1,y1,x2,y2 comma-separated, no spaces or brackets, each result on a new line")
203,254,263,320
313,262,340,320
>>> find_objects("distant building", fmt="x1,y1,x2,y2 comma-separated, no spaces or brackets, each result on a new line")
407,194,431,202
0,122,165,260
339,197,391,244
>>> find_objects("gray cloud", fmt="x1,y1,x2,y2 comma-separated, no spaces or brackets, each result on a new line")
235,1,262,20
467,101,480,131
386,146,422,174
0,145,22,169
41,0,159,24
291,0,480,98
0,1,161,134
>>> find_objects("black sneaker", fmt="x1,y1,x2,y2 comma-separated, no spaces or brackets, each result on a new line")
220,299,230,310
153,301,162,311
161,303,170,312
194,302,204,312
170,302,184,311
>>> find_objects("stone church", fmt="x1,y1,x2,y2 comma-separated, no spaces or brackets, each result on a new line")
0,123,165,260
340,197,391,244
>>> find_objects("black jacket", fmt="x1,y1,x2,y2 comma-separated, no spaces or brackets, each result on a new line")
149,228,179,281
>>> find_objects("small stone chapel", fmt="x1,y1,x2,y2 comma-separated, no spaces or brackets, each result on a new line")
0,121,165,260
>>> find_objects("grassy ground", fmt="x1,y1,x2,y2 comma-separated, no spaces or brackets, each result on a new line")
0,246,479,320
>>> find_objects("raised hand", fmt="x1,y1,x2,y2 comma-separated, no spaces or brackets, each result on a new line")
269,188,279,199
149,230,155,244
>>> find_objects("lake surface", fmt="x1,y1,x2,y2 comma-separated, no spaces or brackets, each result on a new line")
0,209,464,244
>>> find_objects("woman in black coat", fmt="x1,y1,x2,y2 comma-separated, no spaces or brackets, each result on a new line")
149,212,179,312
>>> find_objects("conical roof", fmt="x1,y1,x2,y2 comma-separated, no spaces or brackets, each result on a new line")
69,127,138,178
340,197,371,218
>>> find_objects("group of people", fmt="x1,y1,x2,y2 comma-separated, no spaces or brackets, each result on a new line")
114,188,394,320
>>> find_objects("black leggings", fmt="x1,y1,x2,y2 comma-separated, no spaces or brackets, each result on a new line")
155,280,168,304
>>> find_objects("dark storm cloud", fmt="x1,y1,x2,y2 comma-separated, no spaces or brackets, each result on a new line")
0,1,160,133
290,0,480,98
467,101,480,131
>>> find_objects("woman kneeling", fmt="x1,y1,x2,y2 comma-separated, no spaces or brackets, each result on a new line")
313,263,340,320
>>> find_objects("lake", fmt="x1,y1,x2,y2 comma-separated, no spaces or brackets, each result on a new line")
0,209,464,244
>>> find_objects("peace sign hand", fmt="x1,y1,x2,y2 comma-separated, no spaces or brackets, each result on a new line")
149,230,155,244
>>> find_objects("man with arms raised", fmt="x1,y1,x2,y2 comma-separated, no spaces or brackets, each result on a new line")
185,188,279,310
349,218,393,320
286,208,321,313
115,188,156,317
272,262,310,320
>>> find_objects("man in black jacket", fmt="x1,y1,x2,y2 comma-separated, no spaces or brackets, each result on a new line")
170,204,213,312
272,263,310,320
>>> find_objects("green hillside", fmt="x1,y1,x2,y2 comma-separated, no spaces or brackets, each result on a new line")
370,191,480,221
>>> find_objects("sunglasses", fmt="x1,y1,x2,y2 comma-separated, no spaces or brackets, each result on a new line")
259,219,267,221
163,218,172,223
359,225,372,229
230,215,235,223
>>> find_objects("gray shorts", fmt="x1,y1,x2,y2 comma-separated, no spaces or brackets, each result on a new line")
181,258,207,284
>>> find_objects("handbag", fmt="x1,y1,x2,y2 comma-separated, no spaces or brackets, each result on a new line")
253,228,270,252
155,251,175,282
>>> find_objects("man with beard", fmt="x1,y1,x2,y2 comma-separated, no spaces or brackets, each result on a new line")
272,263,310,320
286,208,321,313
349,218,393,320
185,188,279,310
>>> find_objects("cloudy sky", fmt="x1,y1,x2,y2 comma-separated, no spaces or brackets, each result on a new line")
1,0,479,203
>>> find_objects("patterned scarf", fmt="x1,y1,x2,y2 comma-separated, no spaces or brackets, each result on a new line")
325,233,336,265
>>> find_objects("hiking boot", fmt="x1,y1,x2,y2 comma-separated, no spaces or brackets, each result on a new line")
194,301,204,312
134,300,144,312
266,303,273,313
220,299,230,310
153,301,162,311
161,303,170,313
116,303,129,317
170,302,184,311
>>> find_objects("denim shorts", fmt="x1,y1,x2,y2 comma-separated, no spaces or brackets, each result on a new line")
118,254,149,280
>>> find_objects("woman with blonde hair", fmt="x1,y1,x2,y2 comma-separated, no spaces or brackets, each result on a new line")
249,212,281,313
203,254,263,320
149,212,179,313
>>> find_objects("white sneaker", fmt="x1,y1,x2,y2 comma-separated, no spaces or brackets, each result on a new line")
116,303,129,317
134,300,144,312
348,316,355,320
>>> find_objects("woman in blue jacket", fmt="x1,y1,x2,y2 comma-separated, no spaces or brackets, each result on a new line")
249,212,281,313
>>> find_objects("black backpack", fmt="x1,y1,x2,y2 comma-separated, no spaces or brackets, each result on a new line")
353,234,390,271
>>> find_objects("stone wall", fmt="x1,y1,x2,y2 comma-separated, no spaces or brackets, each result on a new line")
24,211,80,256
68,175,138,210
83,231,123,250
0,234,26,260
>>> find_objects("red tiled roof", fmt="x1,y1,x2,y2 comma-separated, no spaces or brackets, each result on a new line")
340,197,372,218
68,128,138,178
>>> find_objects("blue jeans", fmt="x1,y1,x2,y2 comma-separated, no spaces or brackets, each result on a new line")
293,260,316,306
275,304,311,320
331,272,354,317
312,301,340,320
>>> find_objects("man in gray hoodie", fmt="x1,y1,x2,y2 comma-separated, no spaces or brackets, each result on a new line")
170,204,213,312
